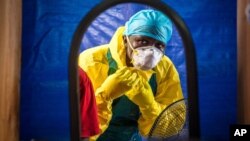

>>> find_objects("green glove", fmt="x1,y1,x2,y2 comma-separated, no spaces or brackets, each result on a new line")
96,67,140,101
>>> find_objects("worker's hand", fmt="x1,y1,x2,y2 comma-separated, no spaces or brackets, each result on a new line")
97,67,140,101
126,69,161,121
126,72,154,108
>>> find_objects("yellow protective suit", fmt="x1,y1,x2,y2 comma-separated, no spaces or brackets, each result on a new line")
78,26,185,140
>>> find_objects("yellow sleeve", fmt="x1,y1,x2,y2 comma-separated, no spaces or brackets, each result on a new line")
138,57,185,136
78,47,109,91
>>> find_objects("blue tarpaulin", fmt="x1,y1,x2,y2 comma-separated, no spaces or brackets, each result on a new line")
21,0,236,141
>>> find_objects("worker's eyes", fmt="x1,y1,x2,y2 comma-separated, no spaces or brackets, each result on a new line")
136,39,149,46
133,38,165,51
155,43,165,51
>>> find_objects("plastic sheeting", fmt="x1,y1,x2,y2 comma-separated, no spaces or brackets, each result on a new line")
21,0,236,141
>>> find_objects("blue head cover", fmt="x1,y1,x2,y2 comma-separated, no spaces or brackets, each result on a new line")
123,9,173,44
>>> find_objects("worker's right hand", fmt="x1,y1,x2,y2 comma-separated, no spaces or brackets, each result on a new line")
96,67,140,101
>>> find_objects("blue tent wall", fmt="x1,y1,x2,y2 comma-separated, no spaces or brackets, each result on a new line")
21,0,236,141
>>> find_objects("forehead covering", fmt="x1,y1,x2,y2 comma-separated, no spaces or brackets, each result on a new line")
123,9,173,44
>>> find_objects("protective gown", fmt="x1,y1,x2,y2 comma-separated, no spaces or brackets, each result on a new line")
78,26,185,141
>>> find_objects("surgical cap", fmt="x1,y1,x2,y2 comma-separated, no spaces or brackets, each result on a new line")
123,9,173,44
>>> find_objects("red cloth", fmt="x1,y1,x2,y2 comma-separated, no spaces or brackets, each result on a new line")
79,67,100,137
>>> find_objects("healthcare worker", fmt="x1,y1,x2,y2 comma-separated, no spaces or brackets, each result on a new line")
79,9,185,141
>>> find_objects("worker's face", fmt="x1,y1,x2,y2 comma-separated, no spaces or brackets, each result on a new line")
123,35,165,60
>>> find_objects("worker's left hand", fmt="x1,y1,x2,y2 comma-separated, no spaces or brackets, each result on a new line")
125,72,154,108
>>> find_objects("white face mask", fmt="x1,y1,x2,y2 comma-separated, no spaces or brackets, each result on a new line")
126,36,163,70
